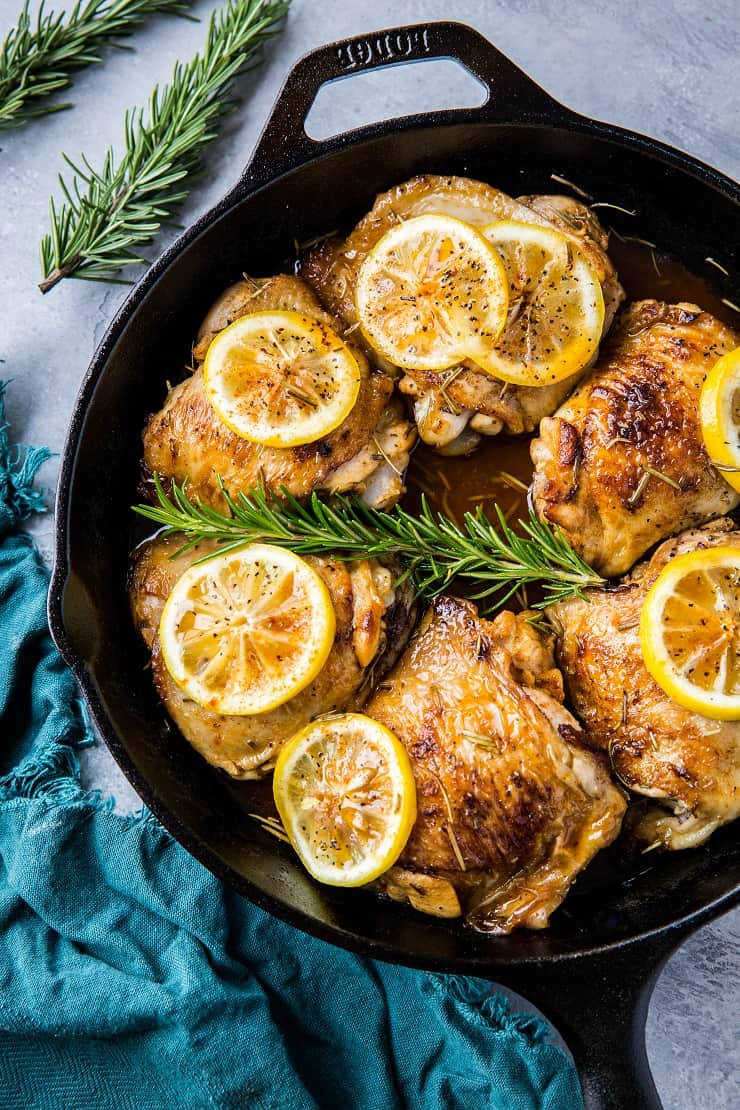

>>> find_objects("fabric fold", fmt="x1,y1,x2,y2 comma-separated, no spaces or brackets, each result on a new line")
0,383,582,1110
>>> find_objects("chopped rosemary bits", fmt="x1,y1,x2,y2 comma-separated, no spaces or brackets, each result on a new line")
495,471,529,493
590,202,637,216
286,386,318,409
372,435,403,477
626,470,651,508
622,236,657,248
549,173,593,200
430,772,466,871
461,730,500,752
705,257,729,276
641,464,682,491
605,436,633,450
247,813,290,844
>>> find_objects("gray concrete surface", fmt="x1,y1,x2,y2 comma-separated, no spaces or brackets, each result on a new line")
1,0,738,1106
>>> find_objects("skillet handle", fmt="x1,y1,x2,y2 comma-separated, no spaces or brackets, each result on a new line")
239,20,571,190
493,923,699,1110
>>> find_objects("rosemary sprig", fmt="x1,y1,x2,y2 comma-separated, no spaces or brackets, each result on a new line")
133,475,605,611
1,0,191,131
39,0,289,291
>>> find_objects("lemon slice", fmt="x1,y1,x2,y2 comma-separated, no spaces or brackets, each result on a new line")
640,545,740,719
203,310,362,447
159,544,335,715
354,213,509,373
479,220,605,386
273,713,417,886
700,347,740,493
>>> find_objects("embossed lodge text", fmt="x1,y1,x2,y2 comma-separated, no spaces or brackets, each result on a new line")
337,29,431,71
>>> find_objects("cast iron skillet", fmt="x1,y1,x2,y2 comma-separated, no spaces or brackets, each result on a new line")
49,21,740,1109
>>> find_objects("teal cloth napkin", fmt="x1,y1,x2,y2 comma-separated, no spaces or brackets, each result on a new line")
0,383,582,1110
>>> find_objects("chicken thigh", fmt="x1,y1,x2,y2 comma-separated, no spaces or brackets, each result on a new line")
549,520,740,850
129,534,416,778
366,596,626,933
531,300,740,577
142,274,415,510
304,175,623,452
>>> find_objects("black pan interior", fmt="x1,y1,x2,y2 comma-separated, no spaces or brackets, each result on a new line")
57,119,740,971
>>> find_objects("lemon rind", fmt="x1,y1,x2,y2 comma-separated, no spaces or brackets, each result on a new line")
476,222,606,386
700,348,740,495
159,544,336,717
203,310,362,448
640,545,740,721
273,713,417,887
354,213,510,375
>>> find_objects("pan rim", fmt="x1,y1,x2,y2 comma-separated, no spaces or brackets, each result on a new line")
49,110,740,963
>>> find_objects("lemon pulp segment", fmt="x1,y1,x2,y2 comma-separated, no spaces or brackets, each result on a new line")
479,220,605,386
273,713,417,886
640,545,740,720
354,213,509,373
159,544,335,715
203,310,362,447
700,347,740,493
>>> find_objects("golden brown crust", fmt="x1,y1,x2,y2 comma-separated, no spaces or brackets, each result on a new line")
531,300,740,577
141,274,407,509
129,534,416,778
192,273,338,362
549,520,740,849
366,596,626,932
303,175,624,440
304,177,622,327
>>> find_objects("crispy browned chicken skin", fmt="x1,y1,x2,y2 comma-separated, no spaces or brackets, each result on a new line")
142,274,415,510
366,596,626,932
129,534,416,778
304,174,624,452
549,520,740,850
531,300,740,577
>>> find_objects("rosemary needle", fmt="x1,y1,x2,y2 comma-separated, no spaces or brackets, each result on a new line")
0,0,192,131
39,0,290,291
133,475,606,613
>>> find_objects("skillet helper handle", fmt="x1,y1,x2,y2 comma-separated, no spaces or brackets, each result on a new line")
240,20,570,190
494,926,699,1110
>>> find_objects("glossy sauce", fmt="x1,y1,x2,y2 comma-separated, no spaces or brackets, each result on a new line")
393,240,738,887
404,239,738,531
221,238,740,889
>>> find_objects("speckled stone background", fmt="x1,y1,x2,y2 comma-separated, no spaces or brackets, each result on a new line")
2,0,738,1106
